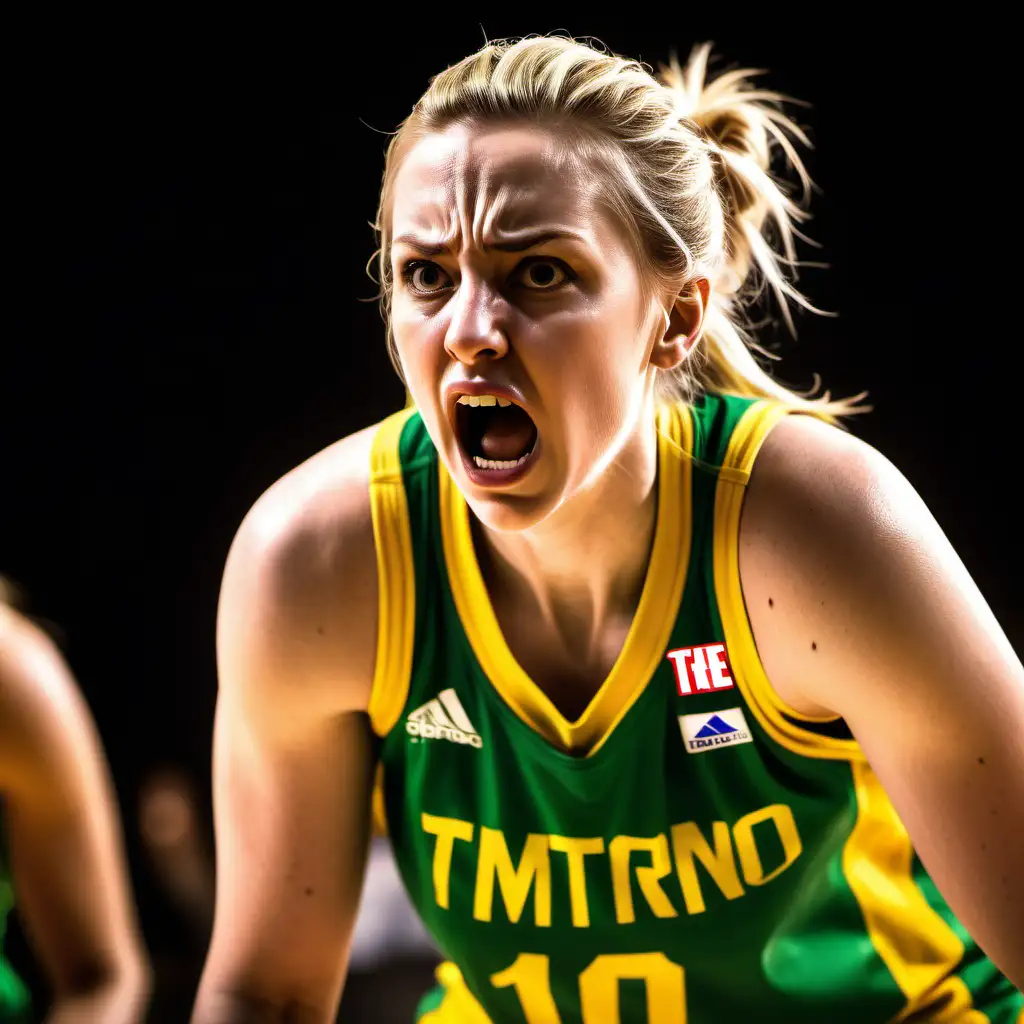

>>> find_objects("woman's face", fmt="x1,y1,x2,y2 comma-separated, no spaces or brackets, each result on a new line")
390,124,676,533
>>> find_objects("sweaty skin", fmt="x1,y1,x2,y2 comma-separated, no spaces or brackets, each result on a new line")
0,604,151,1024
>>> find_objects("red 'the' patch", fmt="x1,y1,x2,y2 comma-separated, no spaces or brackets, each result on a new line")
666,643,735,696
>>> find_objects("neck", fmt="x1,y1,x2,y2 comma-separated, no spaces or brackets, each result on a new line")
476,409,661,656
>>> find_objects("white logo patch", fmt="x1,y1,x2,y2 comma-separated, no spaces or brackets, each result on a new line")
678,706,753,755
406,688,483,748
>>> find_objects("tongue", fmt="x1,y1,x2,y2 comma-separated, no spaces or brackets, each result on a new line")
478,406,537,461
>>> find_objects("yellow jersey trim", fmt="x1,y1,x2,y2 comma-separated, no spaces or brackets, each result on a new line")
367,407,417,738
370,762,388,838
440,403,693,757
714,399,983,1022
419,962,493,1023
714,401,855,748
846,761,989,1023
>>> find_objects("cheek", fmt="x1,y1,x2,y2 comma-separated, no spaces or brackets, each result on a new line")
391,297,445,381
559,290,648,398
549,328,641,446
551,299,650,461
567,358,636,435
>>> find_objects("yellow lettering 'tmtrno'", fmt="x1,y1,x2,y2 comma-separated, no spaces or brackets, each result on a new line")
474,828,552,927
732,804,802,886
422,813,473,910
549,835,604,928
609,835,678,925
670,820,745,914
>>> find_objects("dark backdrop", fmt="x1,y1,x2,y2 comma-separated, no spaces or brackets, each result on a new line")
3,20,1016,1017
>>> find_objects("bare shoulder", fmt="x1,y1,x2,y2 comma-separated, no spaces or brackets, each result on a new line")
0,601,50,693
197,425,389,1011
0,605,94,791
742,412,930,580
0,605,71,731
218,423,383,725
739,412,956,717
742,413,909,541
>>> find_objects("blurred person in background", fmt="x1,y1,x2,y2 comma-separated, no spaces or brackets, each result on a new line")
137,767,214,1023
340,835,439,1023
0,576,149,1023
138,768,215,939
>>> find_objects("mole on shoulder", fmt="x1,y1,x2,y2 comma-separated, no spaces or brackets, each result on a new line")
811,641,817,651
304,887,315,897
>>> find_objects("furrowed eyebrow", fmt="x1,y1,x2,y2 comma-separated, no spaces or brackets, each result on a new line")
488,231,580,253
392,236,449,257
392,230,584,256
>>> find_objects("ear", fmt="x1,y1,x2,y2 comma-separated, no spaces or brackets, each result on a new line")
649,278,710,371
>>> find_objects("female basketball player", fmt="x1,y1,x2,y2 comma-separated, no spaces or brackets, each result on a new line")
192,37,1024,1023
0,579,150,1022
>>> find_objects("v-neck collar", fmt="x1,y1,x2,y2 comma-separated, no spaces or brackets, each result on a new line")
439,403,693,757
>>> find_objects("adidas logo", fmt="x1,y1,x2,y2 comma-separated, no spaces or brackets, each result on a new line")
406,689,483,749
678,706,752,755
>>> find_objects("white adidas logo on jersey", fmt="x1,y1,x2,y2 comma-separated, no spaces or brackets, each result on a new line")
405,689,483,748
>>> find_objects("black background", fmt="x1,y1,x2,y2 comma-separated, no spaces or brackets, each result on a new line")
3,19,1017,1017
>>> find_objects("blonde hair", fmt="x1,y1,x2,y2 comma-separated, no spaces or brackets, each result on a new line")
372,36,866,419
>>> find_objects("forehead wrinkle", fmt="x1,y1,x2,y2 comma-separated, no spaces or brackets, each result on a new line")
479,182,520,249
416,186,456,244
452,128,551,254
393,136,463,248
451,143,475,258
464,146,506,255
450,161,540,256
394,126,612,256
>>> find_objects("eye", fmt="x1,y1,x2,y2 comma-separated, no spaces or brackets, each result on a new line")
402,260,452,295
515,258,574,291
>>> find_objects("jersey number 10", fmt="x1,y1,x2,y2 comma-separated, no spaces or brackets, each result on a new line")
492,950,686,1022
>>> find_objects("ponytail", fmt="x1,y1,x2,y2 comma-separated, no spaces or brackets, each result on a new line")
657,44,866,418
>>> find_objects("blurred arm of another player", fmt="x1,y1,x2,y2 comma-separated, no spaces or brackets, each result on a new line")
191,426,382,1024
0,605,151,1024
741,415,1024,989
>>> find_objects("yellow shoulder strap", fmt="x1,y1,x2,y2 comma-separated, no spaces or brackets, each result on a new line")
367,408,417,738
712,401,861,757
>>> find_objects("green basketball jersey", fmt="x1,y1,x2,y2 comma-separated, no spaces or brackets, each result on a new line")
0,817,32,1022
367,393,1022,1024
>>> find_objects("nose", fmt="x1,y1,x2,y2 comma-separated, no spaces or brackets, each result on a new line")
444,276,509,366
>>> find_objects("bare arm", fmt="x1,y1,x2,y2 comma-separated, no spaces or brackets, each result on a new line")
0,609,150,1024
192,429,381,1024
742,416,1024,987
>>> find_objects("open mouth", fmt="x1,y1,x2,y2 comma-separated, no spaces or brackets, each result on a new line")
454,395,538,473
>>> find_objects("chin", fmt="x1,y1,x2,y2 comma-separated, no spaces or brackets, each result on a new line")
439,446,561,534
461,488,563,535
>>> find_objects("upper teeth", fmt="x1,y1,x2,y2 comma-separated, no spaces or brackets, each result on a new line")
456,395,513,408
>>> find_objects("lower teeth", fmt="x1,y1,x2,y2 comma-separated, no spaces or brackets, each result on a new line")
473,453,530,471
